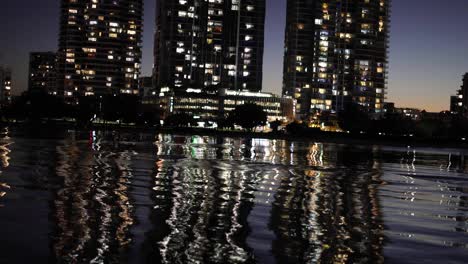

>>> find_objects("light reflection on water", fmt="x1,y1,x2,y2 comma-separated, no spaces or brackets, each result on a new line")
0,128,12,204
0,130,466,263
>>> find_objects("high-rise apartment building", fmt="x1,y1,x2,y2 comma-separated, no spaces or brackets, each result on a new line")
154,0,265,93
283,0,391,119
57,0,143,99
28,52,57,94
0,67,12,104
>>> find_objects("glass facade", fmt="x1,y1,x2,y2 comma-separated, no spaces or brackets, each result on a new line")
57,0,143,98
154,0,265,93
283,0,391,118
143,90,294,122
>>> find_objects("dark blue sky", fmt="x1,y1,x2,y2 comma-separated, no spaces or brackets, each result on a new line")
1,0,468,111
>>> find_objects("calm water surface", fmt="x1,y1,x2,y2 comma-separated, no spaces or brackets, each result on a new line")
0,128,467,263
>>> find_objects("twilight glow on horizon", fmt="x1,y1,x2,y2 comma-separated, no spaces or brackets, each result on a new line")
1,0,468,112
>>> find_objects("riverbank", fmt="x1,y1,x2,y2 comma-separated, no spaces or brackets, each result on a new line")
157,127,468,149
3,120,468,149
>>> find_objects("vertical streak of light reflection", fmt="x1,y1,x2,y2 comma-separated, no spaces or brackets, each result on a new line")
0,128,12,204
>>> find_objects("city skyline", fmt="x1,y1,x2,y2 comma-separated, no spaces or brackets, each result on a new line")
1,0,468,111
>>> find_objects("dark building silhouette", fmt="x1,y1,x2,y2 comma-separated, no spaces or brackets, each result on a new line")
283,0,391,119
138,76,153,97
383,101,395,114
461,73,468,109
451,92,463,114
450,73,468,114
28,52,57,94
0,66,12,104
153,0,265,93
57,0,143,99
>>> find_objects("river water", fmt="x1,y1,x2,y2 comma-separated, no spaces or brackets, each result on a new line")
0,128,466,263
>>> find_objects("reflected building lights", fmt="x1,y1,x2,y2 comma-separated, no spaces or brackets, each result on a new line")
0,129,12,204
1,131,468,262
52,132,136,262
270,143,384,263
152,136,287,263
156,160,253,263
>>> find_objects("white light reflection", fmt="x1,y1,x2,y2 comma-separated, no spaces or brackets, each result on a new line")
0,131,12,205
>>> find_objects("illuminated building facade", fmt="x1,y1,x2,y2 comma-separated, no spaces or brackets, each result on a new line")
283,0,391,118
143,89,294,124
28,52,57,94
57,0,143,99
154,0,265,93
0,66,12,104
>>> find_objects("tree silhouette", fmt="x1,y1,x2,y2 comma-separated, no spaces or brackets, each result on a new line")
338,102,371,133
285,121,307,135
229,103,267,132
165,113,196,127
270,119,282,133
75,96,98,127
217,117,234,130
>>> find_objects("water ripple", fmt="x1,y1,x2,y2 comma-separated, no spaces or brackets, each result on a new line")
0,131,466,263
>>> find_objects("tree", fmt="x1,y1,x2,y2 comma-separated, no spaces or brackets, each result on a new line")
450,113,468,138
228,103,267,132
217,117,234,130
338,102,371,133
368,112,415,136
285,121,307,135
119,95,140,123
415,119,442,138
75,96,98,126
164,113,196,127
269,119,282,133
1,91,71,122
101,94,140,123
136,111,161,127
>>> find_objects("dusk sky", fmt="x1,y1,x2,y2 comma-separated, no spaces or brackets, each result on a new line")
1,0,468,112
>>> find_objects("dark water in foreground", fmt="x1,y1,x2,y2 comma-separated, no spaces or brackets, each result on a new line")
0,129,467,264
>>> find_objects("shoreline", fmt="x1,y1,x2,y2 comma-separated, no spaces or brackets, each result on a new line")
3,121,468,150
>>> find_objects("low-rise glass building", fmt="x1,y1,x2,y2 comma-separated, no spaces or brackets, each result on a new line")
143,88,295,126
